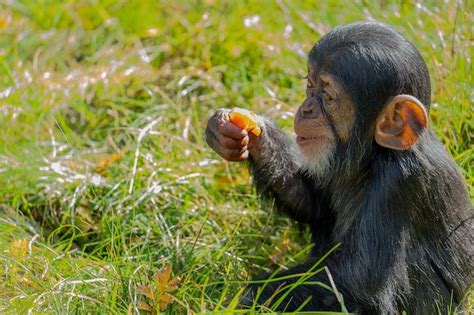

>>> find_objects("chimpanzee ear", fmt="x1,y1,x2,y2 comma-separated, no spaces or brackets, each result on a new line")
375,95,428,150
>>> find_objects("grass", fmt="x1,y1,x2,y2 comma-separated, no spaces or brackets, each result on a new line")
0,0,472,313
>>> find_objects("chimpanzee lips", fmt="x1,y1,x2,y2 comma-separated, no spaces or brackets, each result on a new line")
296,135,320,145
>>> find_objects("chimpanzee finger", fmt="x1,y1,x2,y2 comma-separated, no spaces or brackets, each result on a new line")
205,124,222,153
206,130,248,161
207,118,248,149
237,150,249,160
224,146,249,161
216,139,248,160
217,120,248,140
215,132,248,149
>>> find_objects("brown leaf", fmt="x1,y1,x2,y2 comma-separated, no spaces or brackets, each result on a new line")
138,285,154,300
166,277,179,292
159,293,173,311
137,301,153,312
10,239,28,262
155,264,172,292
20,276,36,288
153,264,180,311
94,151,124,175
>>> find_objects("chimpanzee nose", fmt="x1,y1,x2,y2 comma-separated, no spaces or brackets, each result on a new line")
300,96,320,119
301,103,313,115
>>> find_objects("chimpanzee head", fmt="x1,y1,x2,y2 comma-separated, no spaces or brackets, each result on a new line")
295,22,430,177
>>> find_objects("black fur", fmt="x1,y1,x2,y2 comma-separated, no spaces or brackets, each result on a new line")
242,22,473,314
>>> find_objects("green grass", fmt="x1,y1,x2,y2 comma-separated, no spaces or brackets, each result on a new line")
0,0,472,313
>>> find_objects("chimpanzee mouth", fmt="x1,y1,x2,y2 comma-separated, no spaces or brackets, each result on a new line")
296,135,321,145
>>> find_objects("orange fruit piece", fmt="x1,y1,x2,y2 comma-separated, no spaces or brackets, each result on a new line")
229,108,262,136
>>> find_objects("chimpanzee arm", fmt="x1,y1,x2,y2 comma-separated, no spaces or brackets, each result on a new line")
241,196,414,313
248,118,323,224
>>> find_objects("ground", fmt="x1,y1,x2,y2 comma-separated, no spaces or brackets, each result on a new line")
0,0,472,313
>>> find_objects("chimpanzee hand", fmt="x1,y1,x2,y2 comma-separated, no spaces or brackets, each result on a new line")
205,109,263,161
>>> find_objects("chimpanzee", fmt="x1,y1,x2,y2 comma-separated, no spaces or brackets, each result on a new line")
205,22,473,313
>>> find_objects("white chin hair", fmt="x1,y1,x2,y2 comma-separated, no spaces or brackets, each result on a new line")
299,142,335,177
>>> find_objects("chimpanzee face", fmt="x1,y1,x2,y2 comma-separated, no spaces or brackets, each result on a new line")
294,63,355,176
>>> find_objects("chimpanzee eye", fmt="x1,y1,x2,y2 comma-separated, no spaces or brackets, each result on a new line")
322,89,333,102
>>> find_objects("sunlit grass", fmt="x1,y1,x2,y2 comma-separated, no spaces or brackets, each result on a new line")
0,0,472,313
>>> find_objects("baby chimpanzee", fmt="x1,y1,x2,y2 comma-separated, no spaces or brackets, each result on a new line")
206,22,473,314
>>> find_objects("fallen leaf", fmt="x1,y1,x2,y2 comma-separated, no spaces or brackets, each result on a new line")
156,264,172,290
137,301,153,312
159,293,173,310
94,151,124,175
138,264,180,312
138,285,154,300
155,264,180,311
10,239,28,262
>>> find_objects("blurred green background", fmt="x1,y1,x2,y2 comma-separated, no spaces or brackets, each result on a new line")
0,0,472,313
